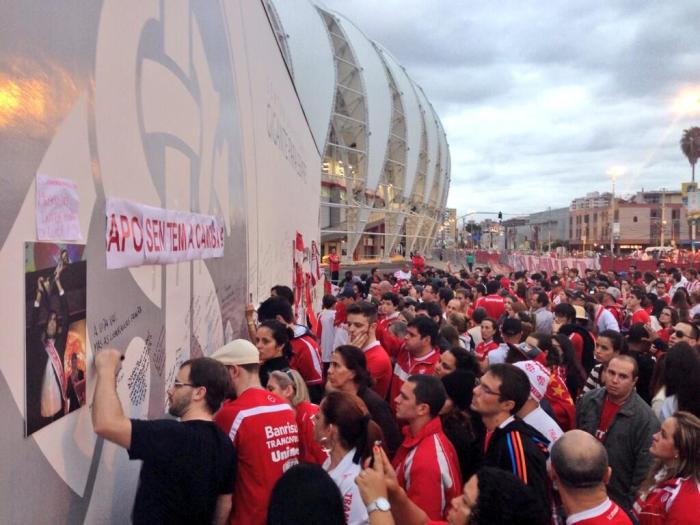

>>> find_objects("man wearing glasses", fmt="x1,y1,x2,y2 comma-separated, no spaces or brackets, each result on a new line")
92,349,236,525
668,321,699,347
470,363,551,517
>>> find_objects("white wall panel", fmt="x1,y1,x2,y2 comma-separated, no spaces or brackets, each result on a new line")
270,0,335,153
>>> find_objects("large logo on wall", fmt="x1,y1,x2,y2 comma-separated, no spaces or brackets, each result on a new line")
0,0,246,517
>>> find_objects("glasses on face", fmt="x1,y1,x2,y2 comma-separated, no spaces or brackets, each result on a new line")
475,380,500,396
172,381,196,389
673,330,690,339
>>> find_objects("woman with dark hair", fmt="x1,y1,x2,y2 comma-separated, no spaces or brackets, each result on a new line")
552,333,587,399
653,304,679,343
327,345,401,456
267,463,345,525
448,467,549,525
660,342,700,420
633,411,700,525
581,329,626,396
671,288,691,322
256,319,293,386
314,390,383,525
474,318,500,362
440,370,482,481
435,346,480,378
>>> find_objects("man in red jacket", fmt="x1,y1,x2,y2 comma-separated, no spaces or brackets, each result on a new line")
390,316,440,412
393,374,461,521
345,301,392,399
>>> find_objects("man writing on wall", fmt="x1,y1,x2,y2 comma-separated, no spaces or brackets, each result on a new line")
92,349,236,524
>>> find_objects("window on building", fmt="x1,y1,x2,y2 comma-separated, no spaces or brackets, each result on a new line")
633,216,638,223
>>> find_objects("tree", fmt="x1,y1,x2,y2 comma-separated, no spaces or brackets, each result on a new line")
680,127,700,182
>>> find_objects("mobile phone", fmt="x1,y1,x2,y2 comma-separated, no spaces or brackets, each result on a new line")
369,440,382,468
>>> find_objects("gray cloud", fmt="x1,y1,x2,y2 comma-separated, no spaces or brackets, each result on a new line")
320,0,700,216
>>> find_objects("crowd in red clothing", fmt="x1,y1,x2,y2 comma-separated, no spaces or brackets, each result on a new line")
93,256,700,525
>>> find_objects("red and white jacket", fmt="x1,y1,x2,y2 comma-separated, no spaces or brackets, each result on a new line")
214,389,300,525
290,325,324,386
392,417,462,521
633,476,700,525
362,340,392,399
390,345,439,411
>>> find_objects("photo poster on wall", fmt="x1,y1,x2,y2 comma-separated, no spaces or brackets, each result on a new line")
24,242,87,437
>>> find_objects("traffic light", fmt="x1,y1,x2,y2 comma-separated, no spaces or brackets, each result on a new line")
498,211,502,221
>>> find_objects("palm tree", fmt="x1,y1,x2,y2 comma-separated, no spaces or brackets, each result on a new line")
680,127,700,182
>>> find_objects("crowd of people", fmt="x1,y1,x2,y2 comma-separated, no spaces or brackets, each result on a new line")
91,258,700,524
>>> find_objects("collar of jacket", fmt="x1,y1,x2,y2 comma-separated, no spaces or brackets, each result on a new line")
401,416,444,448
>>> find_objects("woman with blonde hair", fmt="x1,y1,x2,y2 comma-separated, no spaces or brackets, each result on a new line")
267,369,326,465
633,411,700,524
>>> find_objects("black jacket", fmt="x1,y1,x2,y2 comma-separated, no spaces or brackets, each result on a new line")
483,417,551,520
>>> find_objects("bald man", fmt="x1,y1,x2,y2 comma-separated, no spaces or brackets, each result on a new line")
550,430,631,524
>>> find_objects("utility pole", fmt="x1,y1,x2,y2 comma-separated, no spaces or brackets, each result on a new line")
609,180,616,255
660,188,666,248
548,206,552,252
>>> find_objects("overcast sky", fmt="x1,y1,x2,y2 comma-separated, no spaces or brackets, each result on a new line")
320,0,700,221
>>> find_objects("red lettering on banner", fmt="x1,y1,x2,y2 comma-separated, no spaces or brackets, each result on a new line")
158,220,165,252
132,217,143,251
145,218,153,251
178,223,186,251
195,224,202,248
119,215,131,252
188,224,195,249
107,214,121,252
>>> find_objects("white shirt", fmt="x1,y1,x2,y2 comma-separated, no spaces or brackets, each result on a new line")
318,309,336,362
594,306,619,333
659,395,678,422
486,343,508,364
324,448,368,525
467,326,482,346
523,406,563,448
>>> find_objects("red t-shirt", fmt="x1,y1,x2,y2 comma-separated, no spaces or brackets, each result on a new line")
474,294,506,320
595,397,623,442
290,333,324,386
390,345,439,412
567,498,632,524
631,309,651,325
214,389,300,525
570,332,584,365
328,254,340,272
295,400,327,465
363,341,392,399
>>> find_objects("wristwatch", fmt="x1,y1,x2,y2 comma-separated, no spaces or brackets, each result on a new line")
366,497,391,514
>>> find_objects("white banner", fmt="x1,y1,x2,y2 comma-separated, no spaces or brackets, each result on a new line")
36,175,82,241
105,198,224,269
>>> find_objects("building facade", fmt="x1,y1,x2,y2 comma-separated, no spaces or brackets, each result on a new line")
568,190,688,250
265,0,450,261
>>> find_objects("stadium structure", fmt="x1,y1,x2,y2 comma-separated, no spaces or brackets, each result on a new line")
265,0,451,261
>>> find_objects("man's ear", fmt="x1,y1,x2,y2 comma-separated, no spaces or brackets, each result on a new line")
602,466,612,485
417,402,430,418
501,399,515,414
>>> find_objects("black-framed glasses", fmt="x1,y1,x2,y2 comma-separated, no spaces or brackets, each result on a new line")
173,381,196,389
475,381,501,396
673,330,690,338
